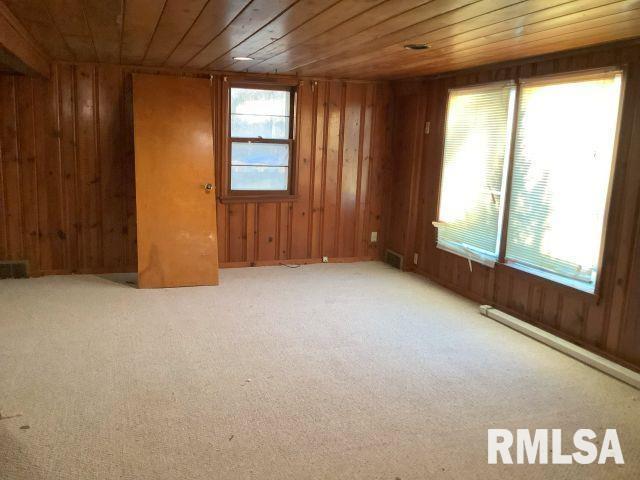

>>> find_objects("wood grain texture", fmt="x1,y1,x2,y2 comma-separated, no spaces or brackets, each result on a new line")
82,0,122,63
309,0,634,78
120,0,165,65
185,0,296,70
0,1,50,76
385,41,640,370
0,63,391,276
142,0,209,66
3,0,639,79
132,74,218,287
163,0,250,67
213,75,392,265
43,0,95,62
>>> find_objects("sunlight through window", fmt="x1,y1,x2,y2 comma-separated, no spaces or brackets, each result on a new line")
437,83,515,259
505,72,622,290
435,70,622,292
229,86,294,192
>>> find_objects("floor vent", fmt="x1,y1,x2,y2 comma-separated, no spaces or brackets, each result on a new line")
385,249,403,270
0,261,28,279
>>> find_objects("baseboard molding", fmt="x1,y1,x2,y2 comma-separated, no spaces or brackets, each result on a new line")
21,259,376,276
220,256,373,269
479,305,640,390
34,266,137,277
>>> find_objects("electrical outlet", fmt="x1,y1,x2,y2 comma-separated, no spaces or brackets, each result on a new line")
370,231,378,242
322,256,329,263
414,253,419,265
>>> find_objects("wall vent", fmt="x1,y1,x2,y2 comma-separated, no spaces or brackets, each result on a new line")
0,261,28,279
385,249,404,270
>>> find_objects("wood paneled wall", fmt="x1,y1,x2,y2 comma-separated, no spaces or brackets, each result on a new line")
0,63,392,276
0,64,137,275
386,41,640,369
215,77,392,267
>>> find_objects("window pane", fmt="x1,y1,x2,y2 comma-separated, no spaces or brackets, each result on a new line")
506,72,622,290
437,83,516,257
230,88,290,139
231,113,289,139
229,88,292,192
231,88,290,116
231,142,290,191
231,166,288,191
231,142,289,167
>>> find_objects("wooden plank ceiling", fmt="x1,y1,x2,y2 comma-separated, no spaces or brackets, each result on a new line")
5,0,640,79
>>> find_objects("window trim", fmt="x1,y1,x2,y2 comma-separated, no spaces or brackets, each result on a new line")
496,82,520,263
434,68,626,297
435,79,516,261
221,80,298,202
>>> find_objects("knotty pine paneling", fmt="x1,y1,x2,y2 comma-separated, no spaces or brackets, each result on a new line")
0,65,136,275
0,63,392,276
6,0,640,79
386,41,640,369
216,77,392,267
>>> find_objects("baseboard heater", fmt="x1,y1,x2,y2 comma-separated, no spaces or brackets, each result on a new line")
479,305,640,390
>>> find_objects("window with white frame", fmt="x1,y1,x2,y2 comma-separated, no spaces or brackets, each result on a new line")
436,82,516,265
229,86,295,194
435,69,623,293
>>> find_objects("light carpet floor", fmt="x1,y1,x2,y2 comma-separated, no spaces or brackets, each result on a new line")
0,261,638,479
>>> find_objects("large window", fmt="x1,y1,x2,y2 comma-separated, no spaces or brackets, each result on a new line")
436,70,623,292
436,82,515,263
229,85,294,194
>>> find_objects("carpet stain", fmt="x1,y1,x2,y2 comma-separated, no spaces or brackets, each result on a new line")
20,425,29,430
229,435,234,441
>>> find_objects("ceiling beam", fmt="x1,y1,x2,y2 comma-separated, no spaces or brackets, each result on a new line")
0,1,50,77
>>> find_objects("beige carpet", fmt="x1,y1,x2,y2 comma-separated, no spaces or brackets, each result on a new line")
0,261,638,479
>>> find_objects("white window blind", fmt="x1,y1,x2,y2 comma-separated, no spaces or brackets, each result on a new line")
436,82,516,260
505,71,622,291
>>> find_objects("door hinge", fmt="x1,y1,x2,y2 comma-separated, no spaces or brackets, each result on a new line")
424,121,430,134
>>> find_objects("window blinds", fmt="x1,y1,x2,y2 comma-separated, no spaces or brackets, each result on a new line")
505,71,622,290
437,83,516,259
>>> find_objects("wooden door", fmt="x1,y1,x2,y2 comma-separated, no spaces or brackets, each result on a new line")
132,74,218,288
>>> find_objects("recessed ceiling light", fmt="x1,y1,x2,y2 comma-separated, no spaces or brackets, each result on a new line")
404,43,430,51
233,56,253,61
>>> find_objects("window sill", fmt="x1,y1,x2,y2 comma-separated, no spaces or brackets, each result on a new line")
219,194,298,204
502,261,597,296
436,241,497,268
436,242,600,299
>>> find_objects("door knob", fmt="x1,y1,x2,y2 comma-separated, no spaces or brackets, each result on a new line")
203,183,213,193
